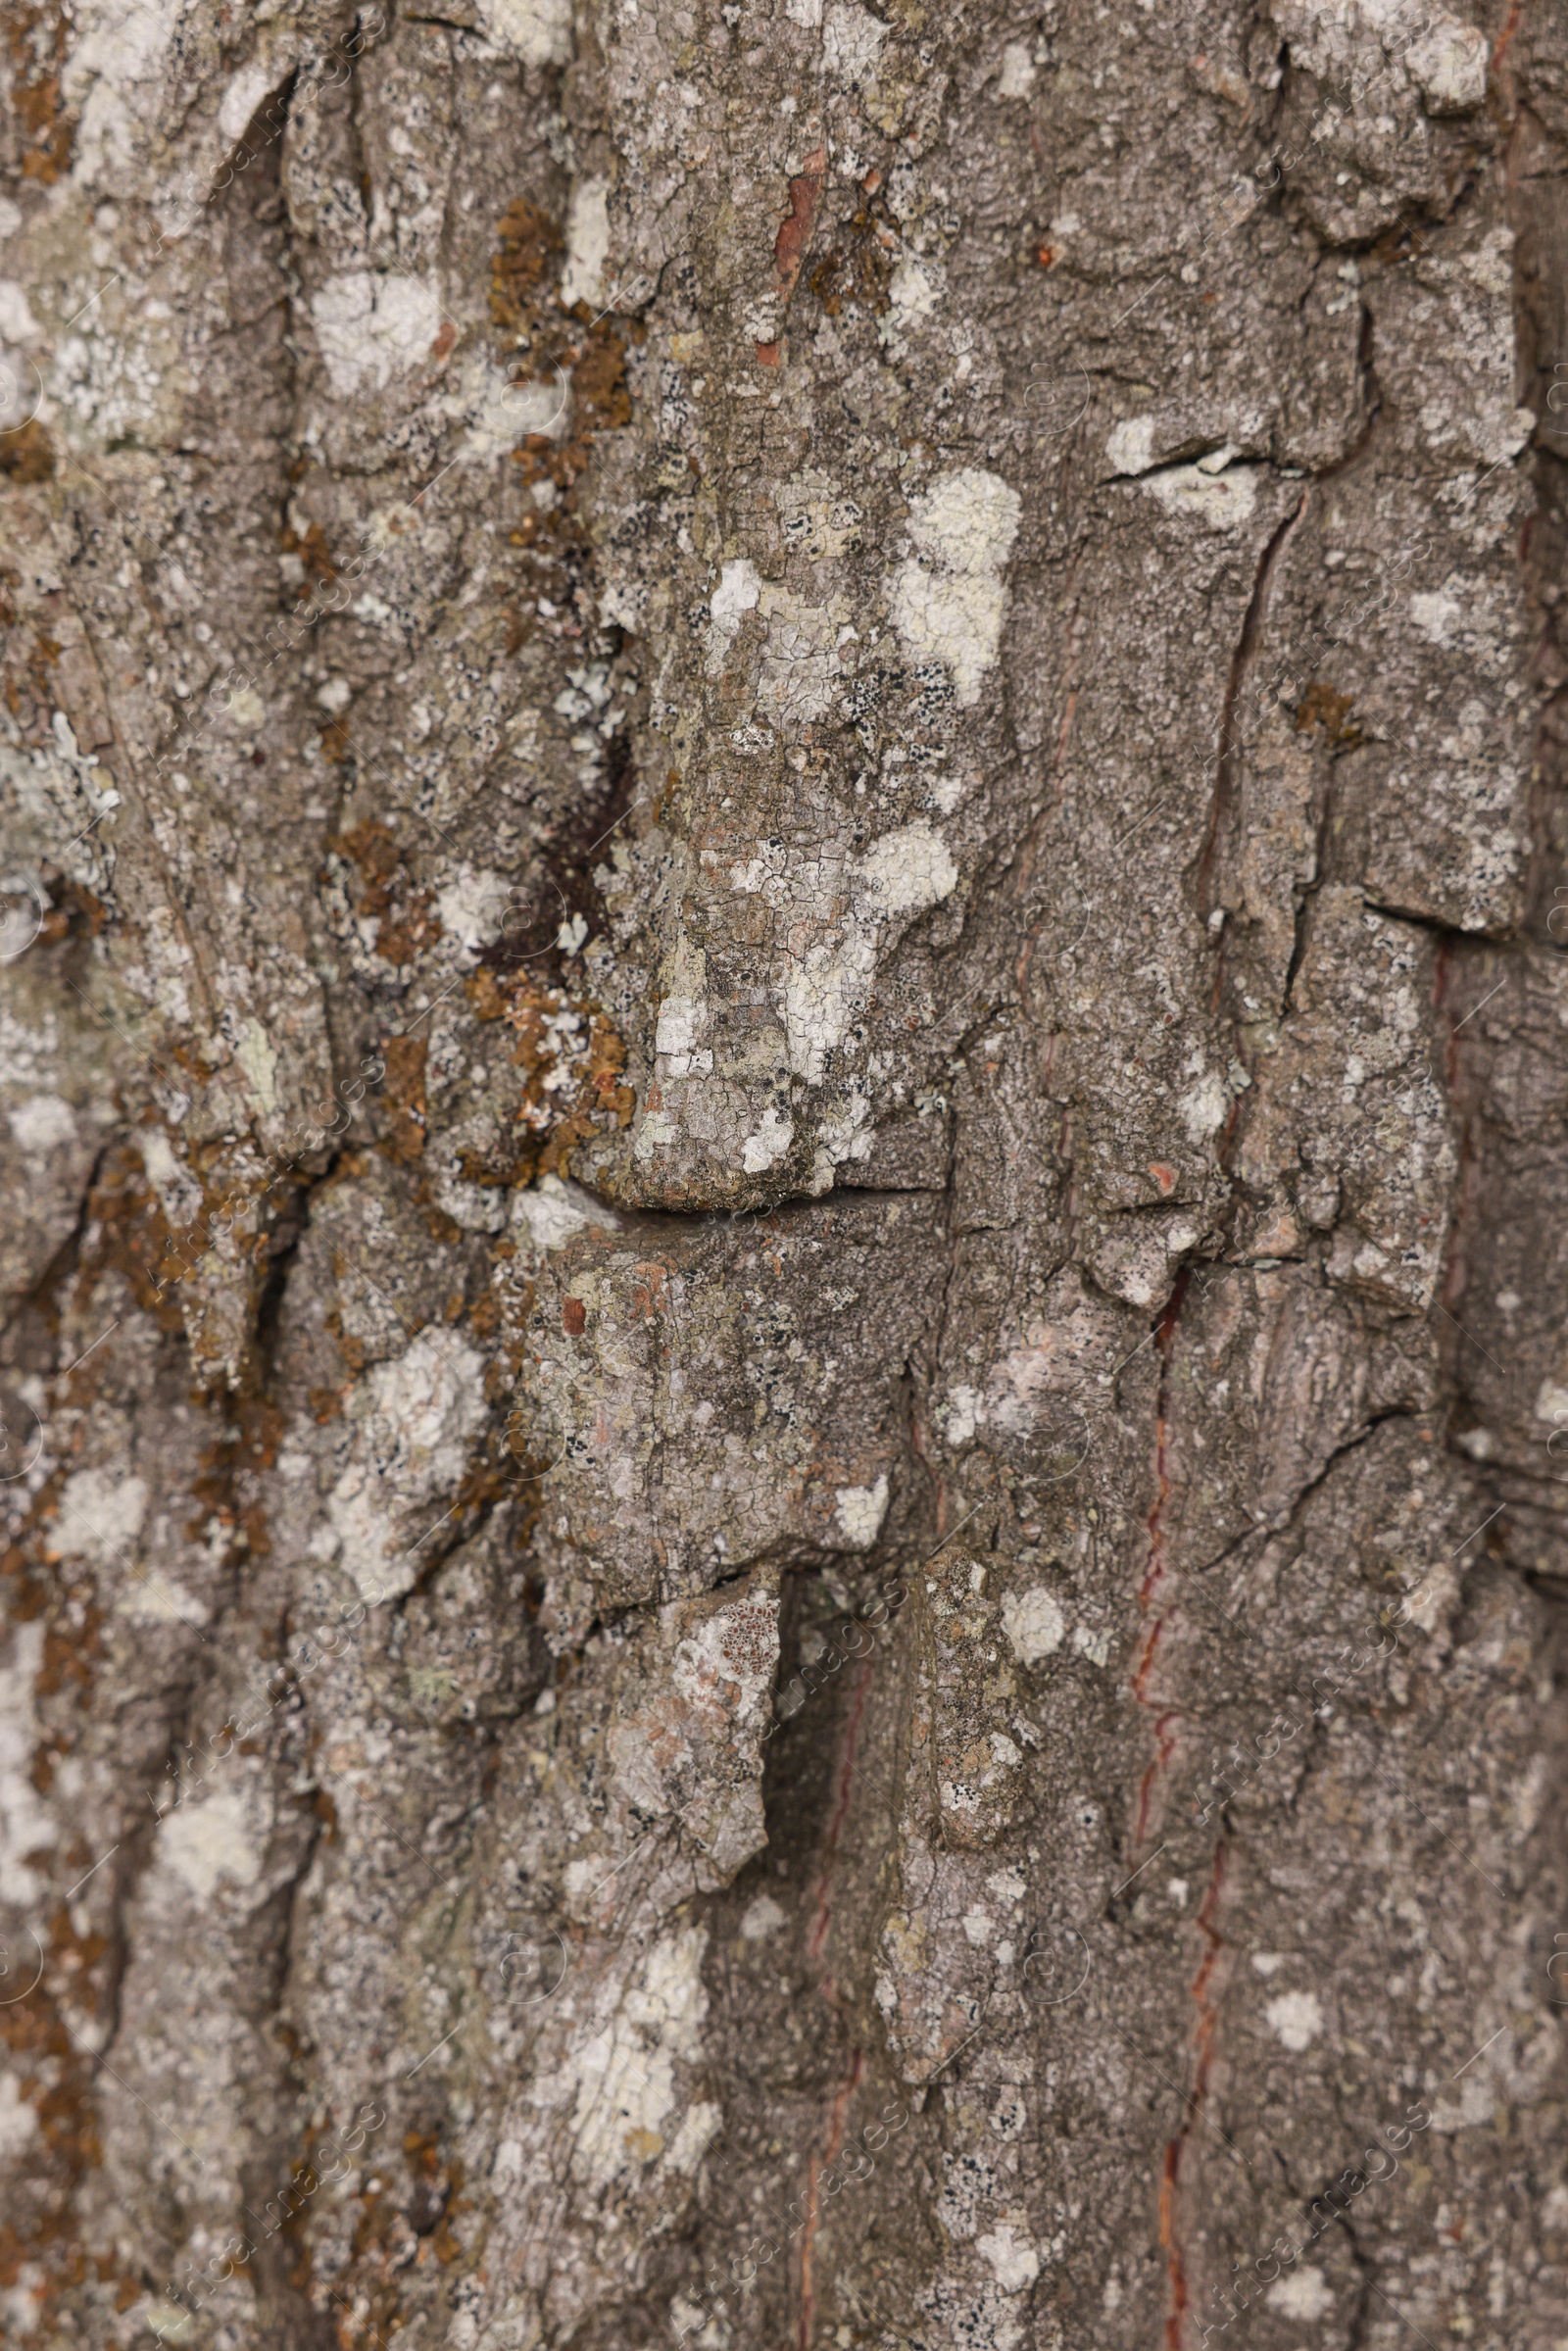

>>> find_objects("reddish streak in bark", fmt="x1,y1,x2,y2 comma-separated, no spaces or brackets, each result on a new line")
807,1653,875,1962
1133,1710,1180,1847
1492,0,1523,75
1159,1842,1231,2351
798,2051,864,2351
1128,1274,1190,1849
1136,1288,1184,1609
775,147,827,300
1131,1615,1166,1699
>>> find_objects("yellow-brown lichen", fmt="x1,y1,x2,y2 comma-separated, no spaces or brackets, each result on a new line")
0,419,56,481
327,823,444,969
1294,678,1363,749
485,195,640,580
3,0,74,184
458,971,633,1187
379,1035,428,1165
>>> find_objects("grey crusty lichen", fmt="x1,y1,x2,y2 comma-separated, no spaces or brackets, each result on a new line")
3,0,1568,2346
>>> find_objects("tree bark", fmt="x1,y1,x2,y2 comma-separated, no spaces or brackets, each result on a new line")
2,0,1567,2346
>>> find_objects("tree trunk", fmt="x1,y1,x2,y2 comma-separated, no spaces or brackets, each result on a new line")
3,0,1567,2345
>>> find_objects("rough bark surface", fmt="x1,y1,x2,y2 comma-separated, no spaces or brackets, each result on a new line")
3,0,1568,2346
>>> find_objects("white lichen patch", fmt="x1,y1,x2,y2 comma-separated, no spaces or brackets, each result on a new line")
1410,588,1462,644
566,1928,709,2186
1001,1587,1065,1665
455,354,570,462
560,177,612,310
740,1893,787,1940
775,822,958,1083
1267,2266,1335,2320
0,1623,53,1903
310,273,445,396
158,1788,264,1900
856,821,958,916
479,0,573,64
937,2143,1006,2242
670,1590,779,1736
879,258,944,351
975,2223,1041,2292
1429,2070,1495,2131
327,1331,489,1600
782,936,876,1083
730,844,791,906
55,1468,149,1569
0,2074,38,2161
219,61,277,140
1,712,122,893
514,1173,613,1251
1264,1988,1324,2050
6,1094,76,1155
741,1105,794,1172
823,0,889,82
115,1570,210,1627
1105,416,1156,476
435,866,513,962
643,806,960,1177
135,1128,201,1226
0,281,40,346
664,2099,723,2174
1140,463,1259,530
890,468,1022,705
707,560,761,671
654,933,711,1076
1179,1068,1230,1145
65,0,184,183
1407,15,1489,112
656,998,704,1056
834,1473,890,1549
1535,1380,1568,1427
234,1018,279,1117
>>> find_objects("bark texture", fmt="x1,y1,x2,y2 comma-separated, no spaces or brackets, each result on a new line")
3,0,1568,2345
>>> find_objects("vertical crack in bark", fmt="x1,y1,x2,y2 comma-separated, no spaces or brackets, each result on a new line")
797,2050,864,2351
1129,1271,1191,1854
1196,492,1309,926
1279,762,1333,1018
1157,1840,1230,2351
795,1651,875,2333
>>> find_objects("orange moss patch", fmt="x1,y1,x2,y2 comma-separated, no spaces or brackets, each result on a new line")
0,420,56,481
486,192,642,579
328,823,443,968
379,1036,428,1165
280,515,336,592
489,196,564,338
803,184,898,325
1294,678,1363,749
3,0,74,183
456,972,633,1188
